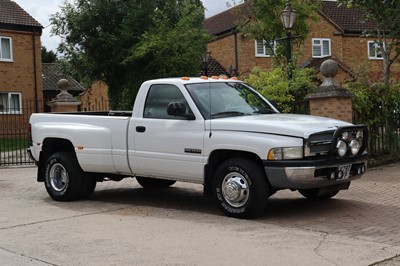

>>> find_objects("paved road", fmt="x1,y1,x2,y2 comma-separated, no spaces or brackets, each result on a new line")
0,163,399,265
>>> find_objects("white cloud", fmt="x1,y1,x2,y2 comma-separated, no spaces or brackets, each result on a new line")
13,0,228,52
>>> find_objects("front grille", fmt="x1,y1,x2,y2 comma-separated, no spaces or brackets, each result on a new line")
308,130,335,155
306,126,368,158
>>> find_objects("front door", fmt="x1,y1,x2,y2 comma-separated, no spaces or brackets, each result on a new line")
130,84,205,182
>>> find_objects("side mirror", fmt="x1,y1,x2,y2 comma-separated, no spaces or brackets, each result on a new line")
167,102,195,120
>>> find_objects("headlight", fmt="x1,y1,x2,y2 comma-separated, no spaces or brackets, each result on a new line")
268,147,303,160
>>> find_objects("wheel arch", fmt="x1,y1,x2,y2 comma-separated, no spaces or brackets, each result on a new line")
37,138,76,182
203,149,265,197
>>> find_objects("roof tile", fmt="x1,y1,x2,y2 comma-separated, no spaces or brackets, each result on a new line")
42,63,85,92
0,0,42,28
205,1,377,36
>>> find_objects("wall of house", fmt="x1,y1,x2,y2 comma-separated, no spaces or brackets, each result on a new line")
0,29,43,107
207,33,272,77
0,29,42,136
208,13,400,84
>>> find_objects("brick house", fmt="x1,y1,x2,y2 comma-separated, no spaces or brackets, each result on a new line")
0,0,43,114
204,1,400,83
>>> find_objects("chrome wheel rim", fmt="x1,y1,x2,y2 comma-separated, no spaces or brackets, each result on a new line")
49,163,69,192
221,172,250,208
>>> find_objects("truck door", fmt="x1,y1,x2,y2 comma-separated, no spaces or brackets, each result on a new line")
130,84,205,182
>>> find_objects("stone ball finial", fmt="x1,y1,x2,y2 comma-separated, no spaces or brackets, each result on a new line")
320,59,339,78
57,79,70,91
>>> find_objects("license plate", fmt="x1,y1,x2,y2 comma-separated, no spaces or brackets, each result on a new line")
338,165,351,180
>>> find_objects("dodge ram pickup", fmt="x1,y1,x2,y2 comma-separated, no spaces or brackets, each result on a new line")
29,77,368,218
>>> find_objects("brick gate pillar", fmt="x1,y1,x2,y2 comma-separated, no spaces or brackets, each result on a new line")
47,79,81,112
306,59,353,123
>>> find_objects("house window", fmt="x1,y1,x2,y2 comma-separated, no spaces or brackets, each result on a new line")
0,92,22,114
255,40,275,57
312,38,331,58
368,41,383,60
0,37,13,61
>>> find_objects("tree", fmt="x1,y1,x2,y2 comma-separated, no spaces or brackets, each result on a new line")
51,0,209,109
339,0,400,85
240,0,320,65
41,46,57,63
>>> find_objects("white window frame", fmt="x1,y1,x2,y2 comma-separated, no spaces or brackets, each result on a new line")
312,38,331,58
0,37,13,62
255,39,275,57
0,92,22,114
368,41,384,60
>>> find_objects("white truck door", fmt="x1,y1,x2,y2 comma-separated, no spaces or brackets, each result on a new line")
131,84,206,182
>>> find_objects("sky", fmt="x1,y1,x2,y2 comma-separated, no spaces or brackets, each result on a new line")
13,0,239,52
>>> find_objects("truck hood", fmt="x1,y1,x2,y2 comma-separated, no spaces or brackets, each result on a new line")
209,114,351,139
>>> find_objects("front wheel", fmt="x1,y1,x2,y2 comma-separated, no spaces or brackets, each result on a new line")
214,158,269,219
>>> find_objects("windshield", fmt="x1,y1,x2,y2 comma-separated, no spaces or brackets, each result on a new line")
185,82,277,119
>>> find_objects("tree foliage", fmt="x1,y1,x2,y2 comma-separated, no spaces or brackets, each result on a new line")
244,66,316,113
338,0,400,85
240,0,320,65
41,46,58,63
51,0,209,109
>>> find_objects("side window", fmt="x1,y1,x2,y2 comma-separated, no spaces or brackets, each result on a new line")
368,41,383,60
312,38,331,58
0,92,22,114
143,84,192,119
0,37,13,62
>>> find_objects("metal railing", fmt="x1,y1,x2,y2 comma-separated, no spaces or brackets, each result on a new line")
0,100,43,166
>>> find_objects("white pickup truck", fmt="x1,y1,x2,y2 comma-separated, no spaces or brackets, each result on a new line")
29,77,368,218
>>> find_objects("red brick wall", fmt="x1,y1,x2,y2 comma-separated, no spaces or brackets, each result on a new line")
207,33,273,76
309,97,353,123
0,29,42,131
80,81,110,111
0,29,42,103
207,14,400,83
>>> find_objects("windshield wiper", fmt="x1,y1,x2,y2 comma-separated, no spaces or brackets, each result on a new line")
253,109,277,114
211,111,246,118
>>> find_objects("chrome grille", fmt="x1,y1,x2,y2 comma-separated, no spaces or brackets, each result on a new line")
308,130,335,155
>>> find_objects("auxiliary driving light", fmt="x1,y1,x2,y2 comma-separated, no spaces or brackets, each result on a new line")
336,140,347,157
349,140,361,155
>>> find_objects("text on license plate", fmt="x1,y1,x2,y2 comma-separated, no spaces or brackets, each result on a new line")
338,164,351,179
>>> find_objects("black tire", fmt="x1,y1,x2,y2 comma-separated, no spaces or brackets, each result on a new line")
214,158,269,219
80,173,97,199
136,176,176,188
298,189,339,200
44,152,85,201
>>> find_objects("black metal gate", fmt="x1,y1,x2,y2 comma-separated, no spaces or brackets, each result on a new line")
0,100,43,166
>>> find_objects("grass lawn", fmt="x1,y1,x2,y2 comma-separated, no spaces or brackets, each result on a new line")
0,139,28,152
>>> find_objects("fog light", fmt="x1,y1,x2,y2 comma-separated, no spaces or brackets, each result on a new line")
337,171,343,179
349,140,360,155
327,172,336,180
336,140,347,157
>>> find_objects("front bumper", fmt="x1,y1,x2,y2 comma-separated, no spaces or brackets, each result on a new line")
263,154,368,190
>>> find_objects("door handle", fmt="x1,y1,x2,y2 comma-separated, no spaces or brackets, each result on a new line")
136,126,146,133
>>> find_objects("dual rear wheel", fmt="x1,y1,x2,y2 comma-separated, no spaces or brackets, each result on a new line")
44,152,96,201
